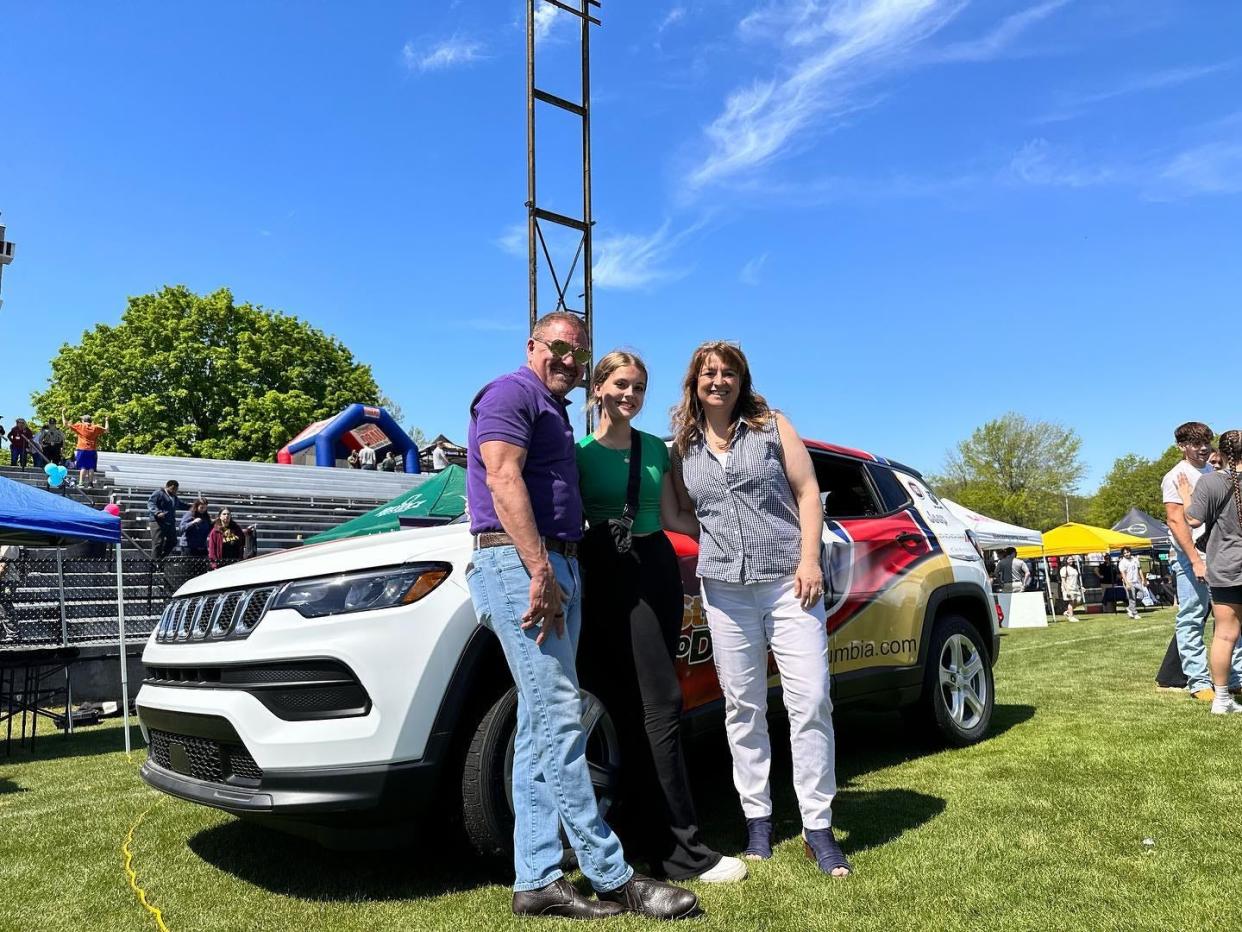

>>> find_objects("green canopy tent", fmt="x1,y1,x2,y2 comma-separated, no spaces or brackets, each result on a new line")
306,465,466,544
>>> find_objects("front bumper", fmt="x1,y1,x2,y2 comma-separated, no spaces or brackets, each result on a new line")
137,705,441,818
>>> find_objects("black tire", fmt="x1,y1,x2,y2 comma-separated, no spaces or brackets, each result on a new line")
460,685,622,859
913,613,994,747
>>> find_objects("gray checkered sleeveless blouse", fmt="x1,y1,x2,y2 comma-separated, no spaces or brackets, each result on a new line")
679,417,803,584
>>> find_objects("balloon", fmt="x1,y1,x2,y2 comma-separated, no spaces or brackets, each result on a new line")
44,463,55,476
47,464,68,488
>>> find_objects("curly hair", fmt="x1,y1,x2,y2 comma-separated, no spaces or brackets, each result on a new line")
1174,421,1213,446
1220,429,1242,530
670,341,772,456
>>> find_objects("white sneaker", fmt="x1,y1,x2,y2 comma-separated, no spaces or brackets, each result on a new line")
1210,697,1242,715
694,855,748,883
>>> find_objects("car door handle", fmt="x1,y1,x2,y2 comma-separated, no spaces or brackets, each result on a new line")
895,532,922,545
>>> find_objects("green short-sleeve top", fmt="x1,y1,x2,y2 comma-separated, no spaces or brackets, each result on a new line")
575,430,669,535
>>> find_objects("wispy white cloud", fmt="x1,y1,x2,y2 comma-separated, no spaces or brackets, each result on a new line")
691,0,967,189
1006,137,1116,187
739,253,768,285
658,6,687,33
689,1,1075,190
1037,60,1236,122
593,220,702,290
931,0,1069,63
495,223,527,257
532,3,573,45
402,36,485,73
1156,140,1242,196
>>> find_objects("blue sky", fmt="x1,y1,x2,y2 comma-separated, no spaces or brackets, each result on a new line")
3,1,1240,489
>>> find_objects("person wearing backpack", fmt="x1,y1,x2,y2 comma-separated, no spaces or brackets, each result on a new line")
1182,429,1242,715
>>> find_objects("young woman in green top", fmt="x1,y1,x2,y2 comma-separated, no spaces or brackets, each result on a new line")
576,350,747,884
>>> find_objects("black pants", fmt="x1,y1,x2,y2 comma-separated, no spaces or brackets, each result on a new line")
1155,634,1188,688
578,528,720,881
150,525,177,562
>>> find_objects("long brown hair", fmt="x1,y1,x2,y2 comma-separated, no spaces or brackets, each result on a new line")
1220,430,1242,530
670,341,772,456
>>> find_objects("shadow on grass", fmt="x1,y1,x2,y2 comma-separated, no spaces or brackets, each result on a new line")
0,722,142,763
188,818,507,902
0,775,28,795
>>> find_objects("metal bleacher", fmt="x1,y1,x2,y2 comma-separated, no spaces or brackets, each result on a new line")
0,454,426,652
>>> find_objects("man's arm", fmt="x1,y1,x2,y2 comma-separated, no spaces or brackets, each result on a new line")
146,490,164,520
1164,501,1205,579
478,439,563,644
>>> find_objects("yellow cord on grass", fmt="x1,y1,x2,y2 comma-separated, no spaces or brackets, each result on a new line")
123,802,171,932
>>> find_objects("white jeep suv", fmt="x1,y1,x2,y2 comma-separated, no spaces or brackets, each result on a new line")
137,440,999,851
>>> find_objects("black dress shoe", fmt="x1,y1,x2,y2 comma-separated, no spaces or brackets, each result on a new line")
598,873,701,920
512,877,625,920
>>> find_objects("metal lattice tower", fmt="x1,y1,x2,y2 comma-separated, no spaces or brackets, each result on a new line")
526,0,599,427
0,216,14,312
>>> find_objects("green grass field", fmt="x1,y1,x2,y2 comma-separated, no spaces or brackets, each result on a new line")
3,608,1241,931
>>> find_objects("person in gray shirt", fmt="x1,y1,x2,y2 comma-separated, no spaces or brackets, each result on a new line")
1184,429,1242,715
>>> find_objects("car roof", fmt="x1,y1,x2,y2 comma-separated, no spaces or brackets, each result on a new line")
803,439,925,481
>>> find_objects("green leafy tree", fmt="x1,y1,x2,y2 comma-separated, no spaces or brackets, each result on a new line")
1086,445,1181,528
931,412,1086,530
31,285,382,461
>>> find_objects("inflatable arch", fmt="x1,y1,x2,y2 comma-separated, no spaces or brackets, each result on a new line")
277,404,421,473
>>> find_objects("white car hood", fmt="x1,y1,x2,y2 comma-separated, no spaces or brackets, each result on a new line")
174,524,473,595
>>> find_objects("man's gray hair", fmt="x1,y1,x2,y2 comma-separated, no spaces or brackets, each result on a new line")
531,311,587,341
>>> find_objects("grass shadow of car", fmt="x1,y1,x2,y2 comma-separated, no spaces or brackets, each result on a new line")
185,703,1035,900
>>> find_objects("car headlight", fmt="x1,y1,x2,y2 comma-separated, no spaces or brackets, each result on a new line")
270,563,451,618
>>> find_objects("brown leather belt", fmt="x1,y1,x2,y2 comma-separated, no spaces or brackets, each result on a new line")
474,531,579,559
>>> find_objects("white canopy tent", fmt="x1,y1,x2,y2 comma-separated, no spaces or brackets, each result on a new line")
942,500,1042,550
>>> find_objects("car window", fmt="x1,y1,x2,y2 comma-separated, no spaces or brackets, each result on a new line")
812,454,882,519
868,465,911,513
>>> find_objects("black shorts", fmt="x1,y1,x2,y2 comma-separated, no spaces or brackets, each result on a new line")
1209,585,1242,606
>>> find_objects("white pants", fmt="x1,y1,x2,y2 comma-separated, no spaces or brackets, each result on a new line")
701,574,837,830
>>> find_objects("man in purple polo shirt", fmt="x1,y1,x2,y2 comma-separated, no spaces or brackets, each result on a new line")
466,312,699,921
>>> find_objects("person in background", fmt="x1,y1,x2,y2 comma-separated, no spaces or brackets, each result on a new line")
35,421,64,469
146,480,190,562
0,417,6,455
346,450,360,469
104,493,122,517
379,450,398,472
64,411,108,488
576,350,745,885
7,418,33,468
178,499,213,559
208,507,255,569
669,340,850,878
1118,547,1143,619
1184,429,1242,715
1059,558,1082,621
993,547,1030,593
359,445,377,470
1209,449,1224,470
432,440,450,472
465,311,698,920
1162,421,1242,701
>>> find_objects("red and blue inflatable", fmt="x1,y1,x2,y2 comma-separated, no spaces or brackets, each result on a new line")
276,404,421,473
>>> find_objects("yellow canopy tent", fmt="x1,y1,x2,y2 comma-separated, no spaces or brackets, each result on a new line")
1016,522,1151,559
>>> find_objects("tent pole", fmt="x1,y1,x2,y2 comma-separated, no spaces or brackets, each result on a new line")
116,542,131,754
1042,555,1055,618
56,548,73,734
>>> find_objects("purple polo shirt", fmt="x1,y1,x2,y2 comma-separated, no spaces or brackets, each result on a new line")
467,366,583,541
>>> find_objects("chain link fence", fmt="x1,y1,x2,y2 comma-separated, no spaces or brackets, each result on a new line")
0,550,246,649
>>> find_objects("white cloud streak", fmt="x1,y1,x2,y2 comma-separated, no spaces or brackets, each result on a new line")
932,0,1069,62
495,223,526,257
659,6,687,33
1157,141,1242,196
689,0,1073,190
1038,61,1237,122
593,221,702,290
739,253,768,285
402,36,485,73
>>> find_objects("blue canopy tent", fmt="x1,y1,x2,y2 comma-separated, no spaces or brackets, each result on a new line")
0,477,121,545
0,477,128,748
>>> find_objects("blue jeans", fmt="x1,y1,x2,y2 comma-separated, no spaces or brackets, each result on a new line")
466,544,632,894
1171,548,1242,690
